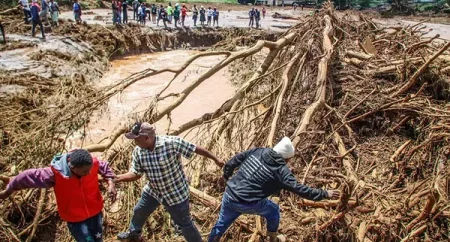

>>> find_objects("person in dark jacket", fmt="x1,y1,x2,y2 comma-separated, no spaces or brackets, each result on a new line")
255,8,261,29
30,0,45,39
248,8,255,28
0,149,117,242
122,0,128,24
0,19,5,43
207,137,341,242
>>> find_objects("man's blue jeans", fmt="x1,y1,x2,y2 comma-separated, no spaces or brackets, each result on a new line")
129,190,202,242
208,192,280,242
67,212,103,242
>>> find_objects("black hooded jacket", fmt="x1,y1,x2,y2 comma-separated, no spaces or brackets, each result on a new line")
224,148,328,203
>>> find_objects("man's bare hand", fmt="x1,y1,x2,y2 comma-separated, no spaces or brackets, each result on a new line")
107,180,117,203
0,175,10,186
215,159,225,168
0,190,12,201
326,190,341,200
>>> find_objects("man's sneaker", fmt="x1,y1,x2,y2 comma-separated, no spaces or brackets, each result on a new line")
117,231,142,242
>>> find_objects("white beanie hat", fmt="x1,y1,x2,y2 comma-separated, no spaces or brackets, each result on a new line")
273,137,295,159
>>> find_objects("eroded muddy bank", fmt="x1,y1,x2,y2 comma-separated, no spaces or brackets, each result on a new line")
0,26,277,98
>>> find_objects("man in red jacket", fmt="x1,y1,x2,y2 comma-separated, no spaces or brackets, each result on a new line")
0,149,117,242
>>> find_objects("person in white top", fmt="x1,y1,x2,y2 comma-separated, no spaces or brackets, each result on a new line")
18,0,31,23
137,4,143,24
206,7,212,27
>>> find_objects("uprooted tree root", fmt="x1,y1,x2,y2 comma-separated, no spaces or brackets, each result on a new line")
1,2,450,241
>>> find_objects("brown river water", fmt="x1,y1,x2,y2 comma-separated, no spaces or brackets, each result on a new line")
67,50,235,149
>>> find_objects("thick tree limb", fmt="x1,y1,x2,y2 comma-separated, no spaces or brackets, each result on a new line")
267,52,302,146
292,15,334,146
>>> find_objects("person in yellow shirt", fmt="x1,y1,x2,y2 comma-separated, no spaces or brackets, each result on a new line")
167,3,173,24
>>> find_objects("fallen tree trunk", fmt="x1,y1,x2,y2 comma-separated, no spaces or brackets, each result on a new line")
292,15,334,146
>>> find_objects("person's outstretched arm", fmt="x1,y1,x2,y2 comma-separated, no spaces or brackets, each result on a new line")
0,168,55,200
278,166,340,201
115,149,142,183
194,146,224,168
98,160,117,202
172,136,224,167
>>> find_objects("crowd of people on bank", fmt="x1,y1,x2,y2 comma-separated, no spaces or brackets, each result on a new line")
111,1,222,28
109,1,269,29
16,0,82,39
9,0,272,41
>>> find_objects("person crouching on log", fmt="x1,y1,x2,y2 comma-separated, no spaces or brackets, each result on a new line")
0,149,117,242
115,121,224,242
207,137,341,242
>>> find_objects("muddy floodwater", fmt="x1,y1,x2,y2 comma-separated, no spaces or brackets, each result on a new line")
68,50,235,148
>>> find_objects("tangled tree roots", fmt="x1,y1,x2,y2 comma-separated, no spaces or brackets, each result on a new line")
2,2,450,241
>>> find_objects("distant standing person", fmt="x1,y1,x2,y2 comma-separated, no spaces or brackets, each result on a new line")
157,5,168,28
48,0,60,27
132,0,139,20
151,4,157,23
301,4,304,11
206,6,212,26
122,0,128,24
293,2,298,11
255,8,260,28
192,5,198,27
0,19,5,43
111,0,118,24
181,5,187,27
31,0,45,39
116,0,122,24
73,0,82,24
199,6,206,26
212,7,219,27
262,7,266,19
40,0,49,25
139,3,146,25
248,7,255,28
18,0,31,24
173,3,180,27
167,3,173,24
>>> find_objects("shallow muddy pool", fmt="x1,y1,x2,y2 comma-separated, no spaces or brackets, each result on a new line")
67,50,235,149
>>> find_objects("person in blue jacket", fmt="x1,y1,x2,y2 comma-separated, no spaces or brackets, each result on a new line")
208,137,341,242
30,0,45,39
